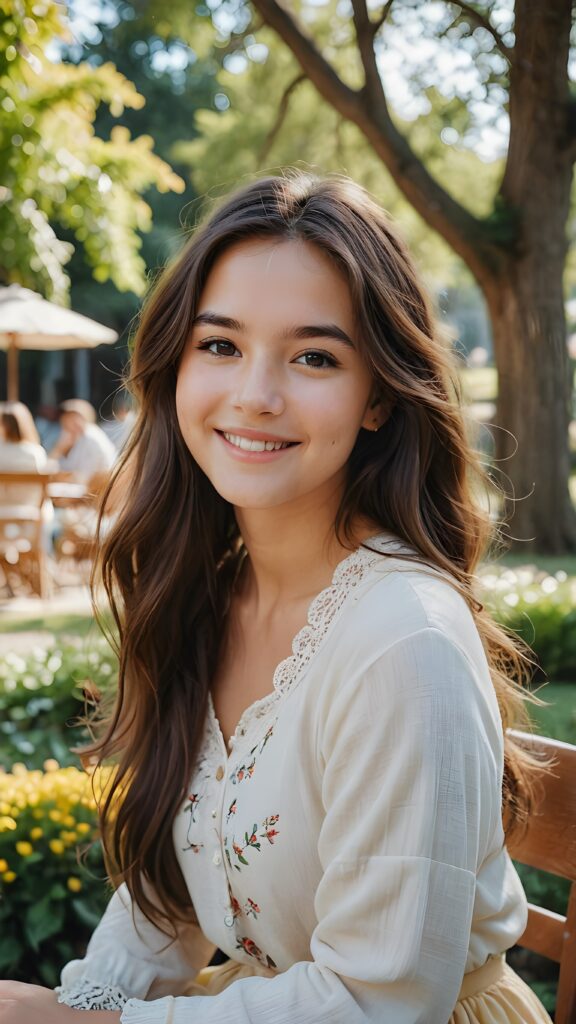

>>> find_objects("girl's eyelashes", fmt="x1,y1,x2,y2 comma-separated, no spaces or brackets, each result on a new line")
293,350,340,369
196,338,239,358
195,339,340,370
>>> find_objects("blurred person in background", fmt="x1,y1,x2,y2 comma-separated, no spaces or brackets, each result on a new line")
49,399,116,482
35,403,62,452
0,401,49,473
0,400,55,541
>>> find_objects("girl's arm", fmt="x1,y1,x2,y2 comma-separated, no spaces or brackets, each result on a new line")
56,881,216,1012
0,982,121,1023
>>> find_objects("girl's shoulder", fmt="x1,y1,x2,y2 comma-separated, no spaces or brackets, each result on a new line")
328,532,485,674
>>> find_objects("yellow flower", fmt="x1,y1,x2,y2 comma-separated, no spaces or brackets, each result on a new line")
2,871,16,883
48,809,62,822
43,759,60,772
11,763,27,777
0,816,17,832
63,815,76,827
77,822,91,835
60,831,78,844
49,839,65,855
30,827,43,840
15,841,33,857
0,858,8,872
66,876,82,892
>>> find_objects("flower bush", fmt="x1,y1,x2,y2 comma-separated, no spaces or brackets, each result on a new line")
478,565,576,681
0,761,111,985
0,640,117,771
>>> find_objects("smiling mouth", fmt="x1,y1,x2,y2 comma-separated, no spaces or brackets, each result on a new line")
219,431,298,452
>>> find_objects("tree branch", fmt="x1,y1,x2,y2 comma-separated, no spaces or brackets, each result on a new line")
351,0,386,102
450,1,513,61
250,0,503,285
258,73,306,163
249,0,362,121
371,0,395,37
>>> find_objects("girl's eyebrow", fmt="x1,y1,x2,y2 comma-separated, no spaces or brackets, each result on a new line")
191,310,355,348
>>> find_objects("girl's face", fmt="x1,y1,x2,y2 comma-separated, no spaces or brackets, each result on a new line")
176,237,378,514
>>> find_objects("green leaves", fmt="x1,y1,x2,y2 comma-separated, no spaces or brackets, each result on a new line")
0,0,184,300
24,896,66,951
0,640,118,771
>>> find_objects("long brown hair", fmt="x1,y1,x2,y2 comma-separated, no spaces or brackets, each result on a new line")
90,172,541,935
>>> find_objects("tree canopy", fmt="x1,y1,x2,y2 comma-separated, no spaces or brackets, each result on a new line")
0,0,184,303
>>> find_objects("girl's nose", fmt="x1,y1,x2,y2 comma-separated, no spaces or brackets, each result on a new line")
232,360,285,417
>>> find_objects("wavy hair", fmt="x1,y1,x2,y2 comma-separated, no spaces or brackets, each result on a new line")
88,172,542,935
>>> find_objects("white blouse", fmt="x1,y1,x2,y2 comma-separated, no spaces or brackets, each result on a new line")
57,534,528,1024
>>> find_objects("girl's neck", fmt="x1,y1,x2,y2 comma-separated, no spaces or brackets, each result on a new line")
235,496,379,616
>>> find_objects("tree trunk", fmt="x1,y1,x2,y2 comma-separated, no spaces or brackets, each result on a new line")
485,0,576,552
485,264,576,553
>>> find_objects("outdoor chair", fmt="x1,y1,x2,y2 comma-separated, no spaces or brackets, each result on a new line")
0,471,52,598
54,469,112,569
507,729,576,1024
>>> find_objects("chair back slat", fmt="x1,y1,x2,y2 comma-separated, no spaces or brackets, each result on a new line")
507,732,576,880
520,904,565,962
556,887,576,1024
0,472,51,597
506,730,576,1024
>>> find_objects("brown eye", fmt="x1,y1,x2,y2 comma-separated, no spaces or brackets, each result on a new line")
198,339,239,357
295,351,338,369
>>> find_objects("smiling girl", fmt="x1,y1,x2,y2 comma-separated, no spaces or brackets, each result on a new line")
1,174,552,1024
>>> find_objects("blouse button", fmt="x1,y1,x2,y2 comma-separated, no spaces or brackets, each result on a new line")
215,765,225,781
211,809,217,819
212,852,222,866
224,914,234,927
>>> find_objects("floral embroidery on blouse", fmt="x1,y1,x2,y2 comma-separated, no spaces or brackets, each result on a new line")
226,798,237,823
185,793,202,824
180,754,212,854
224,814,280,871
245,897,261,919
229,754,256,786
229,722,276,786
181,793,206,852
228,888,261,921
235,935,277,970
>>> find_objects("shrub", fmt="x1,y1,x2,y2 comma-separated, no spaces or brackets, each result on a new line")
0,762,111,985
0,642,117,771
478,566,576,681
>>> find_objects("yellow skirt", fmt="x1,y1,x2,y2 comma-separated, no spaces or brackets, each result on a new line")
190,952,553,1022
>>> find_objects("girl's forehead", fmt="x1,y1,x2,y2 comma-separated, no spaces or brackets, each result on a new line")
199,237,354,323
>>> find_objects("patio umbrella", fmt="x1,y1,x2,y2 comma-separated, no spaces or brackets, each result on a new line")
0,284,118,400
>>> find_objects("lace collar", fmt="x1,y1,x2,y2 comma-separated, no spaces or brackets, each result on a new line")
208,531,407,749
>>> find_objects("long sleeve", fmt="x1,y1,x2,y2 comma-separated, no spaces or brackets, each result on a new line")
56,882,216,1009
121,627,505,1024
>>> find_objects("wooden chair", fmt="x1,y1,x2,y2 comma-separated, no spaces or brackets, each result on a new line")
54,470,111,568
507,730,576,1024
0,471,52,598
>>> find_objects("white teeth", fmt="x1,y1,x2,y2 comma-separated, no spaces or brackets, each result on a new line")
223,432,291,452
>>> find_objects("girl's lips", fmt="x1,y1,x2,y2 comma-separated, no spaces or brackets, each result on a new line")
216,430,300,462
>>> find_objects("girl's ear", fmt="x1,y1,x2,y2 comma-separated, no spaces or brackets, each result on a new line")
361,393,395,432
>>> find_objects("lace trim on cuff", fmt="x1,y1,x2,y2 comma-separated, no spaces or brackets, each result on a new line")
56,979,130,1011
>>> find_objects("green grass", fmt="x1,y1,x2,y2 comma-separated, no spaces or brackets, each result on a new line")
0,612,97,636
495,552,576,576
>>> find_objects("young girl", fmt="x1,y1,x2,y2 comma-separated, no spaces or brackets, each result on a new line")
3,173,552,1023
